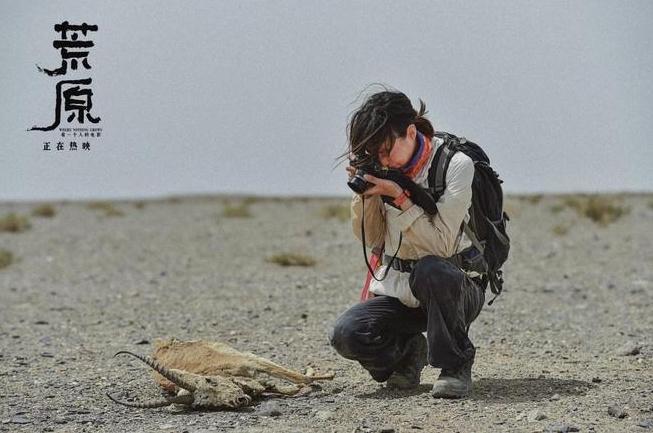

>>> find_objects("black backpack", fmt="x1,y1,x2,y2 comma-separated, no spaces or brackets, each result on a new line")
428,131,510,304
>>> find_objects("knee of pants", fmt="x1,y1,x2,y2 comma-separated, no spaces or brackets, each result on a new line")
328,314,359,359
410,255,462,299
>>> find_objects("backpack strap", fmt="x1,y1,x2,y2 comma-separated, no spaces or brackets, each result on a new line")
428,133,458,201
463,220,484,255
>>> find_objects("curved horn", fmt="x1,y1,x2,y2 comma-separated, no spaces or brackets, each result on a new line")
307,372,335,381
114,351,196,392
106,392,173,409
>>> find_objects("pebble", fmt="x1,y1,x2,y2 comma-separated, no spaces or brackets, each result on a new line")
550,393,561,401
544,422,579,432
591,377,602,383
527,409,547,422
256,401,282,417
607,405,627,418
638,419,653,429
617,343,641,356
315,410,334,421
379,428,395,433
3,415,31,424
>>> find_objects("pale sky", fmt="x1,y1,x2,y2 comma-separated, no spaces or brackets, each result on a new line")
1,0,651,201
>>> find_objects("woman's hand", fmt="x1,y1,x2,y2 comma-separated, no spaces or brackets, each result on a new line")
346,165,356,180
362,174,403,199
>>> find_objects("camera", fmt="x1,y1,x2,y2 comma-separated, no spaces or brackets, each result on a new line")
347,158,387,194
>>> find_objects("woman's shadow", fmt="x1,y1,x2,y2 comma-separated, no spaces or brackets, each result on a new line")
356,377,593,402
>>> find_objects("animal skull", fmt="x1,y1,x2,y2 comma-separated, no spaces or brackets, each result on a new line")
107,339,334,410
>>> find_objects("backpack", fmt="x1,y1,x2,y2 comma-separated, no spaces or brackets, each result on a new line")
427,131,510,304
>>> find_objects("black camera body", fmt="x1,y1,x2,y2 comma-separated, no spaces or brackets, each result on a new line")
346,156,439,215
347,160,389,194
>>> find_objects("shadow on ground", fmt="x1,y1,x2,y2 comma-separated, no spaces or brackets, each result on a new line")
470,377,593,402
355,378,593,402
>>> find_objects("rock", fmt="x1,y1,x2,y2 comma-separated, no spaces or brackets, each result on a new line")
550,393,561,401
638,419,653,429
256,401,282,417
607,405,627,418
591,377,602,383
315,410,334,421
617,343,641,356
134,339,150,345
527,409,547,422
544,422,579,432
379,428,396,433
5,415,31,424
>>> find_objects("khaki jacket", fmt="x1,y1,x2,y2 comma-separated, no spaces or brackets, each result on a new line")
350,136,475,307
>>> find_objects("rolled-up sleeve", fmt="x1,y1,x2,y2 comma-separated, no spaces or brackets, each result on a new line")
351,194,386,248
398,152,474,257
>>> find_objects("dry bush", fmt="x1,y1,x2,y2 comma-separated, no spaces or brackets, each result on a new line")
562,196,586,213
222,203,251,218
0,213,32,232
32,204,56,217
266,253,316,267
87,201,124,217
552,224,569,236
584,197,629,225
320,203,350,222
561,195,629,226
242,196,264,205
133,201,146,209
648,200,653,210
0,249,13,269
549,204,565,214
524,194,543,205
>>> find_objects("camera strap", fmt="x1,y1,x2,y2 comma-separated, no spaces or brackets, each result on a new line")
361,195,402,282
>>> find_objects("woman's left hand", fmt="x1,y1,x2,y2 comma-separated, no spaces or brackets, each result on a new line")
362,174,403,198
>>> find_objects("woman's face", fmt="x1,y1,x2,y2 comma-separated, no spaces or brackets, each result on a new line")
377,124,417,169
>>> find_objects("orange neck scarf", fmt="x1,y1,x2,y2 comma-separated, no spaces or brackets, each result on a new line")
402,133,433,179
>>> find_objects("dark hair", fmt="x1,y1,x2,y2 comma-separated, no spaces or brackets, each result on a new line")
343,86,435,164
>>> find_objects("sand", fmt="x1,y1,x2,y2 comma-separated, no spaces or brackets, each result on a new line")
1,194,652,432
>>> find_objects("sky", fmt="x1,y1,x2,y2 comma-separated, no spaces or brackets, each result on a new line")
1,0,651,201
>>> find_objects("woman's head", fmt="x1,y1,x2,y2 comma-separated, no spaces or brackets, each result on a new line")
346,87,435,166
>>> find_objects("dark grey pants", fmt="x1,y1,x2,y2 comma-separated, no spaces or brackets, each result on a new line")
329,255,486,382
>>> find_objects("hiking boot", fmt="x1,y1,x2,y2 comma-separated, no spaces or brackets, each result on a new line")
386,333,428,390
431,356,474,398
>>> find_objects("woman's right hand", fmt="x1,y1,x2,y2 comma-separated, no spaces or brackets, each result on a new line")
346,165,356,180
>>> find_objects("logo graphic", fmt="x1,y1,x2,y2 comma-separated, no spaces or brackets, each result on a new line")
29,21,102,152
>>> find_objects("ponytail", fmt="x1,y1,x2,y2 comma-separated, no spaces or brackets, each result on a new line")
414,98,435,138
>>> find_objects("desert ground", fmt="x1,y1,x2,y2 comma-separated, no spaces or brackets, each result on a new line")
0,193,651,433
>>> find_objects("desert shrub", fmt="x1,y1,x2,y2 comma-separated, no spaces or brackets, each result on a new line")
133,201,146,209
562,195,629,226
552,224,569,236
648,200,653,210
222,203,251,218
550,204,565,214
583,197,629,225
32,204,56,217
320,204,350,222
266,253,316,267
562,195,586,213
0,249,13,269
0,213,31,232
242,196,264,205
87,201,124,217
524,194,543,205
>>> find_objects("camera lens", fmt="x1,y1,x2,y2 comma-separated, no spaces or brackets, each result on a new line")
347,172,370,194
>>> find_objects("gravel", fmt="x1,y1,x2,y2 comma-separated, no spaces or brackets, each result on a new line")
1,194,652,432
